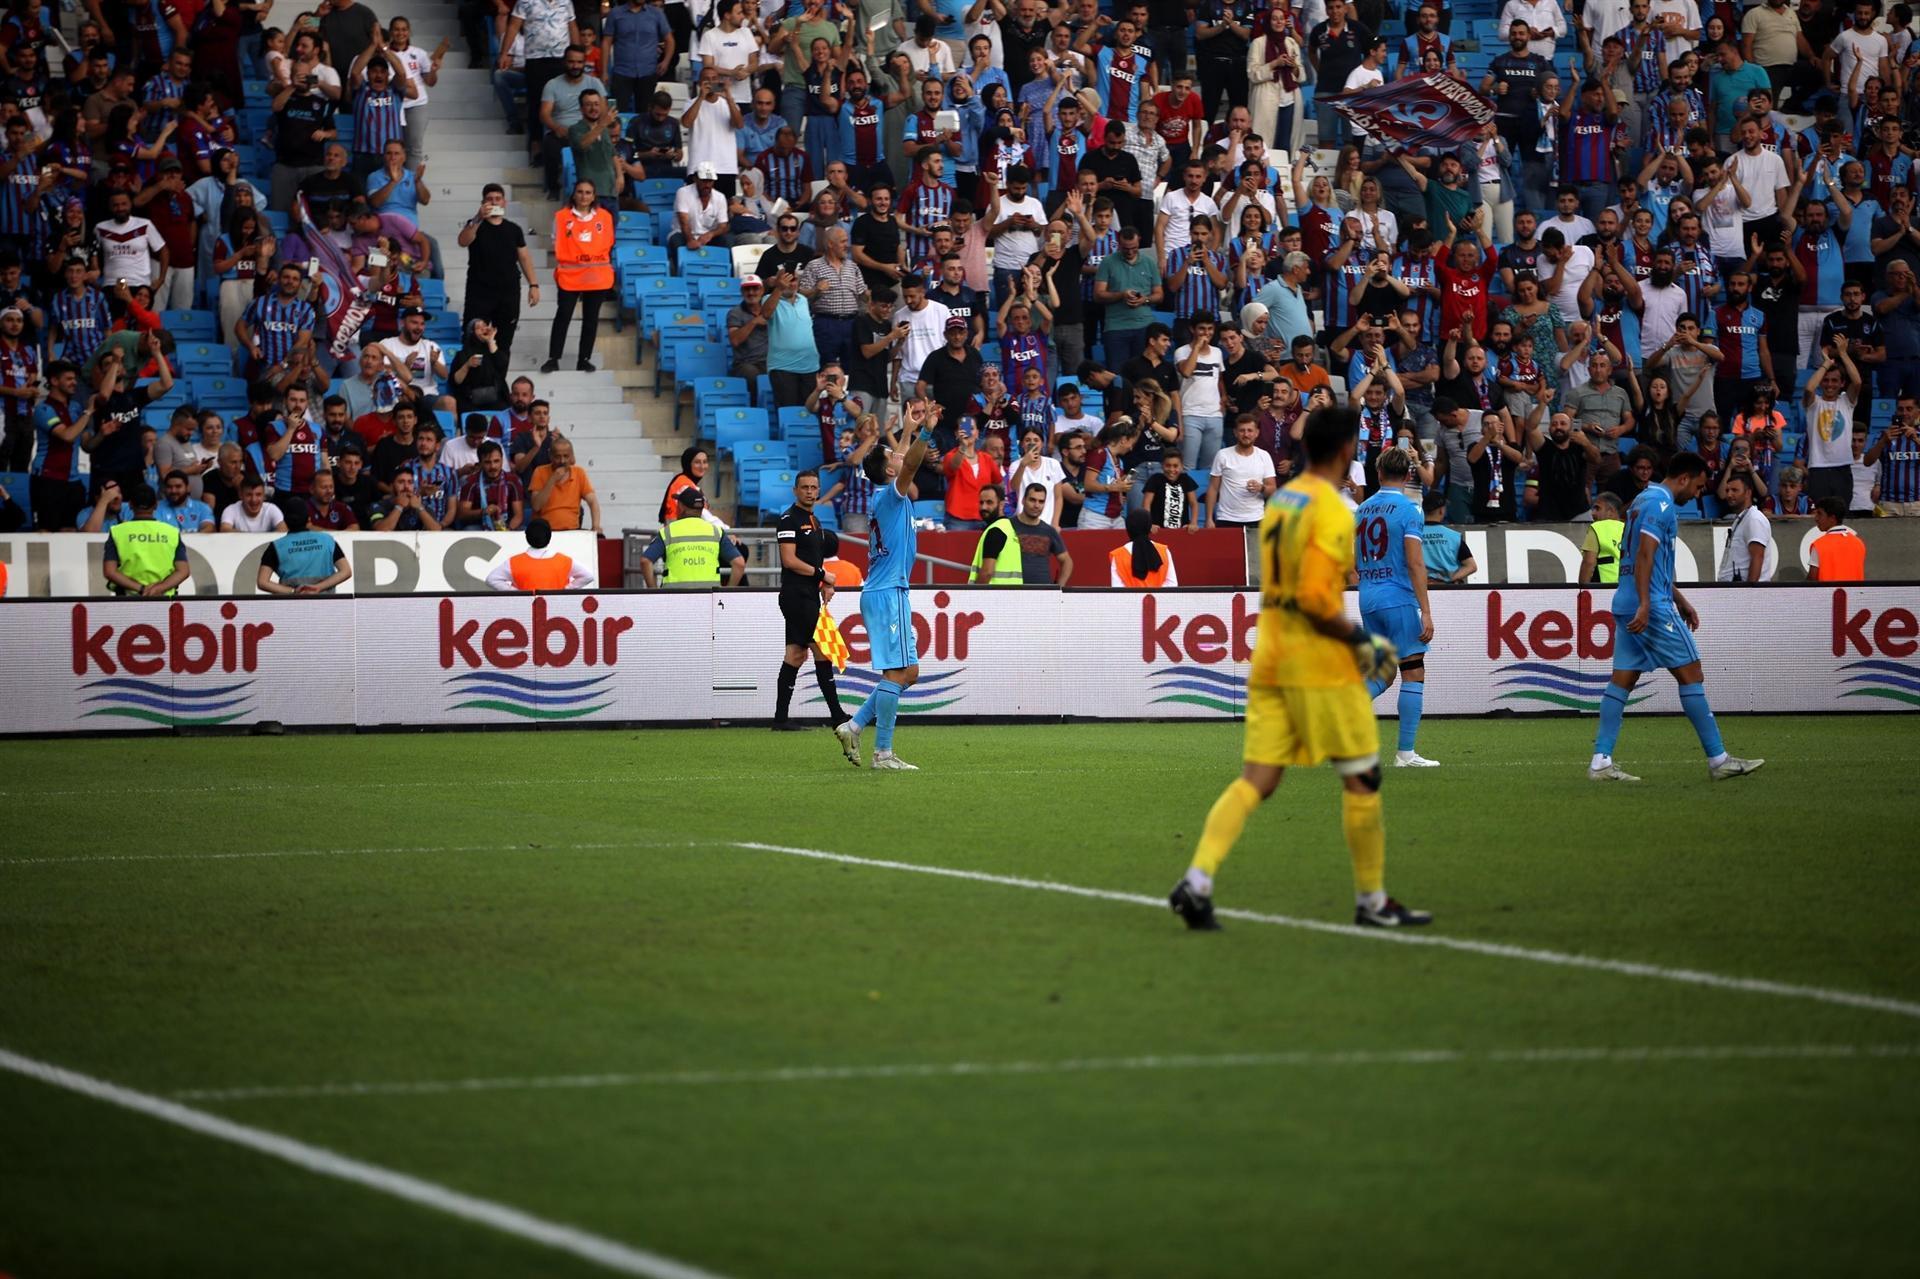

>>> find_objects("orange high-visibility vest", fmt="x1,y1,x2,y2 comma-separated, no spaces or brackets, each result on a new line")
553,207,615,292
823,556,864,586
509,551,575,590
1109,543,1173,587
1810,528,1866,582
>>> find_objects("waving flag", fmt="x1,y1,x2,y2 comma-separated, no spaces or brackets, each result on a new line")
1326,73,1495,151
814,609,849,671
290,195,369,354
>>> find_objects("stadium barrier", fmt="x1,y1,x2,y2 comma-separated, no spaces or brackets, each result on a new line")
0,532,601,598
5,585,1916,735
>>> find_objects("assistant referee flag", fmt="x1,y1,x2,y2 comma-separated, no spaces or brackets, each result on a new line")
814,609,849,671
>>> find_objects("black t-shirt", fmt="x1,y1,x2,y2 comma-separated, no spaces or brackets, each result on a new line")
332,467,378,525
320,3,379,75
776,502,834,599
275,91,335,167
919,345,984,427
756,244,817,279
849,312,895,397
509,428,553,477
1308,21,1372,101
1222,349,1272,414
297,169,362,212
464,219,529,303
1532,439,1589,522
371,432,418,486
1753,270,1800,357
1144,471,1199,528
1042,245,1085,326
88,384,158,476
1498,241,1542,285
850,213,903,290
203,469,245,521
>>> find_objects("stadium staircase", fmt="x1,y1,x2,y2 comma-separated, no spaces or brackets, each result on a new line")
367,0,678,530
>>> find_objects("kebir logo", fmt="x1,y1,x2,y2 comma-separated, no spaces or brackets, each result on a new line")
70,602,269,726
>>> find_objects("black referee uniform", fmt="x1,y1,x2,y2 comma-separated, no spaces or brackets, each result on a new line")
772,501,849,729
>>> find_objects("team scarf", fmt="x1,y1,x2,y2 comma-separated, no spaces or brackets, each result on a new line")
292,194,371,358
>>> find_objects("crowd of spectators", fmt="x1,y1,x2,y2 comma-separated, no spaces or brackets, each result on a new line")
495,0,1920,540
9,0,1920,568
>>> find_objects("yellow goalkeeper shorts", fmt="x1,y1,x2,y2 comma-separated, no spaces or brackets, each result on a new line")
1242,682,1380,769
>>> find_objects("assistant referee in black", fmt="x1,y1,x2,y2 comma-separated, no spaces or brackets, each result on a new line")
773,469,850,731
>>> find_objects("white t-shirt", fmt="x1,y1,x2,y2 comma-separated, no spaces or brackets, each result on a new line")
1346,206,1399,257
1544,245,1595,321
220,501,285,532
1695,182,1744,258
900,39,957,80
95,216,165,286
1014,453,1068,524
380,336,445,393
1157,188,1220,255
1210,445,1277,523
1052,411,1102,439
1173,343,1227,417
1852,456,1881,510
1805,391,1856,469
1637,282,1689,359
990,195,1046,271
392,46,433,108
1648,0,1701,57
893,298,953,389
1729,148,1790,219
696,25,762,104
1501,0,1568,59
1717,504,1777,582
1342,65,1386,136
1545,213,1596,244
674,185,729,236
1831,27,1891,93
686,96,741,175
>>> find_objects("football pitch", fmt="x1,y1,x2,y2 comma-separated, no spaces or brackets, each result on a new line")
3,716,1916,1278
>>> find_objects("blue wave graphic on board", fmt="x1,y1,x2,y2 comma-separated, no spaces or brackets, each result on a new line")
78,677,256,726
810,667,966,712
1148,665,1245,714
1836,659,1920,708
444,670,616,720
1493,662,1649,712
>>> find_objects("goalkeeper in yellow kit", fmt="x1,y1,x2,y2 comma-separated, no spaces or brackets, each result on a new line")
1169,406,1434,932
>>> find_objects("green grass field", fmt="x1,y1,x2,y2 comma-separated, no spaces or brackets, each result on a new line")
4,716,1918,1279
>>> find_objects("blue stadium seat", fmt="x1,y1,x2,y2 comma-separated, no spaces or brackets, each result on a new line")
640,177,681,207
162,309,216,339
693,378,751,422
616,210,652,241
778,406,814,440
192,375,245,406
786,435,825,471
758,470,797,518
680,246,731,277
710,406,770,449
912,501,944,522
670,342,729,427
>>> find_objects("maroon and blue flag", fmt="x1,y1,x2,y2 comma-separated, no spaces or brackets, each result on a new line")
1325,74,1496,150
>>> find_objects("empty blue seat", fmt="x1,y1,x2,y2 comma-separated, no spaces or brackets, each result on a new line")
163,309,216,338
711,406,770,449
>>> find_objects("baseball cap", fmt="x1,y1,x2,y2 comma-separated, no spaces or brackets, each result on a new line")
676,486,707,508
944,315,967,331
400,305,427,319
157,156,182,171
741,273,764,288
695,162,719,181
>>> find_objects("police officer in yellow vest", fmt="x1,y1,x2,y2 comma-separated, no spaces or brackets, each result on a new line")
102,483,191,597
1579,492,1626,585
639,488,748,588
968,483,1022,585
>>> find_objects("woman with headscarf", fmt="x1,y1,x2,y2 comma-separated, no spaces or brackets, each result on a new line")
657,445,732,531
449,316,510,415
1109,507,1179,586
1239,300,1287,367
1247,2,1303,156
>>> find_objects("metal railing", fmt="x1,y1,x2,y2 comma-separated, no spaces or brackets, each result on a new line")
621,526,975,587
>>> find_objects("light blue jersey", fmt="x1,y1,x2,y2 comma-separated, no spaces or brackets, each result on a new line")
1354,488,1423,612
1612,482,1681,616
866,481,917,591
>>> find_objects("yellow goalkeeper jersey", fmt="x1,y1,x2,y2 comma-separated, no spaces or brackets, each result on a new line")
1252,473,1361,689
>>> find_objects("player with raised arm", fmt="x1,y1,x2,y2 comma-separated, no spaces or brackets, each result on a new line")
1589,452,1764,783
833,403,935,771
1170,406,1433,932
1353,447,1438,767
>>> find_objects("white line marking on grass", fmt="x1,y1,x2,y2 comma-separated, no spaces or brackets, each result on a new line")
729,841,1920,1023
171,1043,1920,1103
14,836,1919,1025
0,1045,731,1279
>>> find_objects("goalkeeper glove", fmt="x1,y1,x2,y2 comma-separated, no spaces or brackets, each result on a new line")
1352,630,1399,684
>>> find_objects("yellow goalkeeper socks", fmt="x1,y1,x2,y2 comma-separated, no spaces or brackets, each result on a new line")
1192,778,1262,879
1343,790,1386,903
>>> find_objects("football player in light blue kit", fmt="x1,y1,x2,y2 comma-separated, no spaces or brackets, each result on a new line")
834,406,936,771
1353,448,1439,767
1591,452,1764,782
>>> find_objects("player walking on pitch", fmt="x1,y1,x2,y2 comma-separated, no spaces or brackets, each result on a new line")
833,405,936,770
1170,407,1432,932
1590,453,1764,782
1353,448,1438,767
772,470,851,732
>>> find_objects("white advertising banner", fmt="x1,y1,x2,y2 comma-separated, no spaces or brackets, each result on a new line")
0,531,601,597
0,586,1914,735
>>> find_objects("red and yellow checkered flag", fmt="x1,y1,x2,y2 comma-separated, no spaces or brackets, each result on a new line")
813,608,849,671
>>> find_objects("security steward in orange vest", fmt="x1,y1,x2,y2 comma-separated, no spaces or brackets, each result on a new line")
486,518,595,590
1109,508,1179,586
543,179,616,375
